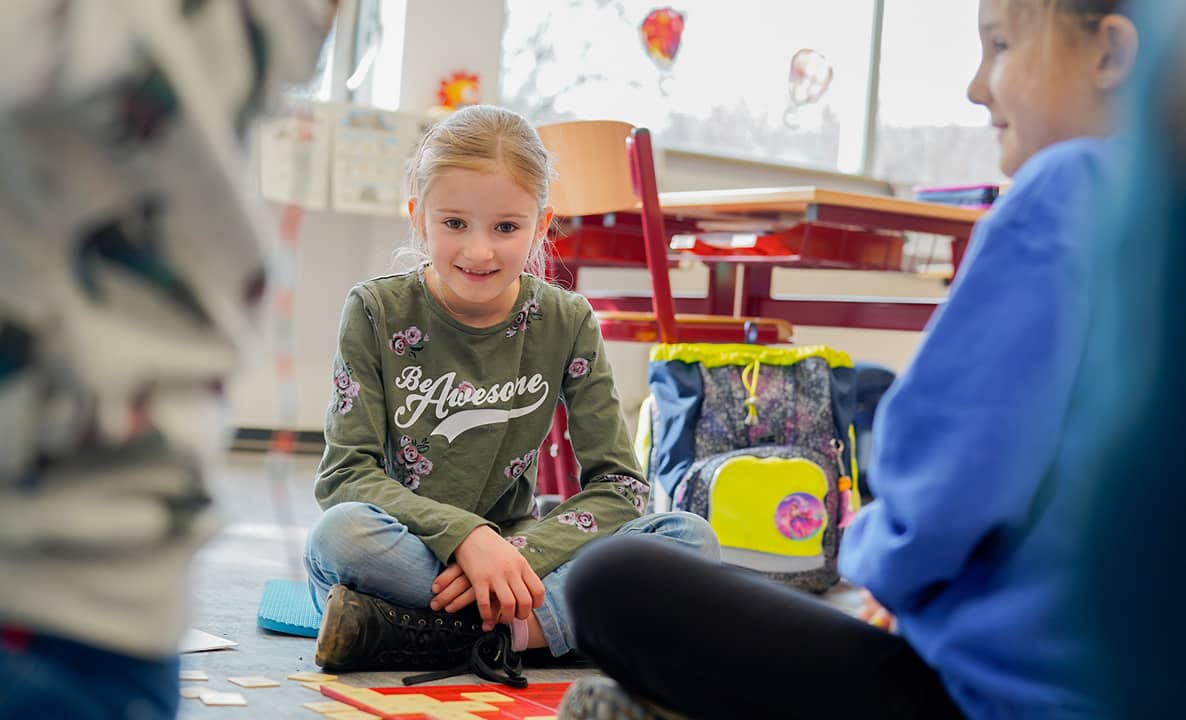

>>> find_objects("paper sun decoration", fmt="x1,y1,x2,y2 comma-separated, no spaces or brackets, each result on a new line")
437,71,480,109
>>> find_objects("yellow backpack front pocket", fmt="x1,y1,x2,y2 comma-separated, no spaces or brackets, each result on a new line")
709,456,830,572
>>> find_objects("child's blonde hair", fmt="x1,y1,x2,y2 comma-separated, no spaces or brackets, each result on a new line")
401,105,554,278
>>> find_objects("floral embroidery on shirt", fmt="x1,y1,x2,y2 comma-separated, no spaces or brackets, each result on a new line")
332,364,361,415
557,510,598,533
608,474,649,513
453,380,476,403
392,435,433,490
567,352,595,379
504,297,541,338
504,449,539,481
506,535,529,549
389,325,428,358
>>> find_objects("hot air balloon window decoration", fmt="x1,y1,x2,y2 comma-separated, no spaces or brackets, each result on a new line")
639,7,685,92
784,48,834,128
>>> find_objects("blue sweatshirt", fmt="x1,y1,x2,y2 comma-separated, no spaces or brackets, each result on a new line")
839,138,1115,720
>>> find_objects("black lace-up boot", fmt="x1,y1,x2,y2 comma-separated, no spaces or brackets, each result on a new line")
315,584,527,688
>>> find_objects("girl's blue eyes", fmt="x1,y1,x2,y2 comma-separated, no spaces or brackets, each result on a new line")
440,219,520,233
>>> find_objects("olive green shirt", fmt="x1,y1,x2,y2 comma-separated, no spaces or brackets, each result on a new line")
315,270,648,578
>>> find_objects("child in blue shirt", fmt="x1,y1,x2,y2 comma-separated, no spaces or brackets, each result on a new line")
558,1,1140,718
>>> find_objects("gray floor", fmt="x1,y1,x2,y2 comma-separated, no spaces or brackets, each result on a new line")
178,452,597,718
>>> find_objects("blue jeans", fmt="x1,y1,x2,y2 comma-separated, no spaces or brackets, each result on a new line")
304,503,719,656
0,629,179,719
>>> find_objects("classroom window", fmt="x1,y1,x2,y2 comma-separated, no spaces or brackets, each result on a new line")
501,0,878,174
873,0,1004,187
353,0,407,109
287,18,338,101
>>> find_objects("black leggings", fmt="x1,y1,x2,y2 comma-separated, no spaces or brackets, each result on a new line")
566,535,963,720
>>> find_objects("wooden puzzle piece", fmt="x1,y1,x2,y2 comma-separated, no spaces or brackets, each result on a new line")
303,699,354,713
290,671,340,682
228,675,282,688
442,700,500,712
368,694,448,713
371,693,507,720
319,681,396,708
460,692,514,703
179,686,204,699
322,682,573,719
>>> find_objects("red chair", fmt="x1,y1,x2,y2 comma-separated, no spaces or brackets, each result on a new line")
533,121,792,497
537,120,793,346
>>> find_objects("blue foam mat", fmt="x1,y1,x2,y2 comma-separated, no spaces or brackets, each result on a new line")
257,579,321,637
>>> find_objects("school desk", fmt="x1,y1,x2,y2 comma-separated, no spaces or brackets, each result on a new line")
538,186,985,498
549,186,986,335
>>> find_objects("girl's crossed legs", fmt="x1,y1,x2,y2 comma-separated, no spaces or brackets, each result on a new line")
304,502,719,656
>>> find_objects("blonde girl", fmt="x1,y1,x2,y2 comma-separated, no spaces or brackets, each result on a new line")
303,105,718,686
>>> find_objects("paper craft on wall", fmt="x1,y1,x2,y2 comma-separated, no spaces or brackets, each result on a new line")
437,71,481,110
257,100,331,209
331,105,424,216
257,102,427,215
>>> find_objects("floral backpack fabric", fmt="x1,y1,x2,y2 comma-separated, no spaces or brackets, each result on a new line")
646,344,859,592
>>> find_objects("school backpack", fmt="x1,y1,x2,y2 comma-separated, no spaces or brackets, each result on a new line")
851,362,896,500
644,343,858,593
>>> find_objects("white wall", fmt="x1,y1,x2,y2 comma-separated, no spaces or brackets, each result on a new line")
230,0,933,432
228,208,411,430
396,0,507,111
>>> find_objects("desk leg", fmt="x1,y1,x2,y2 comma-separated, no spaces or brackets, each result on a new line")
741,265,773,319
707,263,736,317
951,236,970,280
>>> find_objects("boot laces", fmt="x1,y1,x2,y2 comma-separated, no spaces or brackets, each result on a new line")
402,627,527,688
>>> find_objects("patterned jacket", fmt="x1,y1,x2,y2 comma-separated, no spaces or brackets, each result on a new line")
0,0,329,658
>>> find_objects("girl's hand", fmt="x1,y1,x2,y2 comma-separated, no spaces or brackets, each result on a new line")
856,588,897,633
429,563,473,612
452,526,546,631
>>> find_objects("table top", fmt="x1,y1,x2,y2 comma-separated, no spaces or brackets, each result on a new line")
657,186,986,224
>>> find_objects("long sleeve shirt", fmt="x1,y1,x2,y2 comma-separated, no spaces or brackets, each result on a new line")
315,270,648,578
839,138,1116,720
